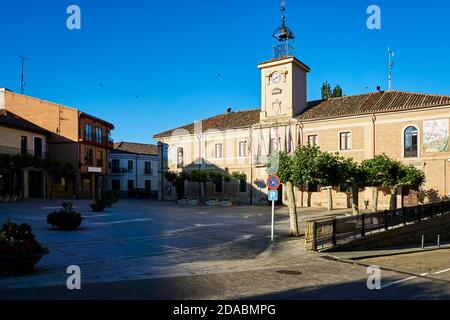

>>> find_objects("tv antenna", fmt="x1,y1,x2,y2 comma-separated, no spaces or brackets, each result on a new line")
17,55,29,94
388,48,394,91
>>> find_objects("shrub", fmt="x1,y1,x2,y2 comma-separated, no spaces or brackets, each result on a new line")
90,198,108,212
101,191,118,207
47,202,83,230
0,220,45,255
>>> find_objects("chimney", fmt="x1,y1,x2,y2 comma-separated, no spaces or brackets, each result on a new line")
227,107,232,113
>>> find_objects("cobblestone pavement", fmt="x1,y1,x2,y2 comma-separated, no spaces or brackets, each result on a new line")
360,249,450,281
1,200,449,299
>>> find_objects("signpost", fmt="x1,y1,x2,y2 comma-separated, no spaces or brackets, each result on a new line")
267,175,281,244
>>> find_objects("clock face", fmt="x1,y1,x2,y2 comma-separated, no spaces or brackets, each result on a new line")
271,71,282,84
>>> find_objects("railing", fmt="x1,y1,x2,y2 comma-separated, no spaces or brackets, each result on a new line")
111,167,128,174
0,146,47,158
305,201,450,251
144,169,153,175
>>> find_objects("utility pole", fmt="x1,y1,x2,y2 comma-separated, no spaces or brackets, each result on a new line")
388,48,394,91
18,55,29,94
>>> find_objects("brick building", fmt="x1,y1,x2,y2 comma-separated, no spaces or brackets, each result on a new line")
154,12,450,210
0,88,114,199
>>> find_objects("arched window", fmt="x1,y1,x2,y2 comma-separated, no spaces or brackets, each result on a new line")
177,147,184,168
404,126,418,158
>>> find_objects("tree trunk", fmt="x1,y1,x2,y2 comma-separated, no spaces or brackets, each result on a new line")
389,186,397,210
50,175,55,200
286,181,300,237
12,171,17,195
351,184,360,215
372,187,379,212
326,187,333,211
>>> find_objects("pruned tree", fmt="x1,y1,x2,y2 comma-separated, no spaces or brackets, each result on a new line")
274,151,299,237
315,151,343,211
165,170,189,200
339,157,368,215
42,159,74,200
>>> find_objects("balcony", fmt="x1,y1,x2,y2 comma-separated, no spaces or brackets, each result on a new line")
0,146,47,159
110,167,128,175
144,169,153,176
79,130,114,149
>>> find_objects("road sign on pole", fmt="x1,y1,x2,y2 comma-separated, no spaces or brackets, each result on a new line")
267,175,281,190
268,189,279,244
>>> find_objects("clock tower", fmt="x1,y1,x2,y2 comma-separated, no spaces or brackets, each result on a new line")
258,1,310,123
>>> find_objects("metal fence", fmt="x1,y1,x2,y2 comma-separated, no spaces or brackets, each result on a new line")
305,201,450,251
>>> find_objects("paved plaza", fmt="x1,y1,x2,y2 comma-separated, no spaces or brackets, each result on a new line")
0,199,449,299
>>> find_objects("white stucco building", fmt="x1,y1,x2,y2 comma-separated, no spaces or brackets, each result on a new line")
108,142,159,197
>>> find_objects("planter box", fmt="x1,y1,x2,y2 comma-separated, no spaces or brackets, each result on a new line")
188,199,199,205
0,249,49,274
219,200,232,207
90,203,107,212
48,218,83,231
206,199,218,206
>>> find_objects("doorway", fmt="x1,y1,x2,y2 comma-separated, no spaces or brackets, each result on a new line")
29,171,43,198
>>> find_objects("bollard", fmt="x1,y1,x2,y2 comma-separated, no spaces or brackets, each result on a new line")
421,235,425,249
437,235,441,248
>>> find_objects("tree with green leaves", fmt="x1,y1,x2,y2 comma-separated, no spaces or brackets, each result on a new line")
321,81,332,100
361,154,425,210
271,151,299,237
321,82,343,99
314,151,343,211
165,170,190,200
332,85,343,97
42,159,74,200
339,157,368,215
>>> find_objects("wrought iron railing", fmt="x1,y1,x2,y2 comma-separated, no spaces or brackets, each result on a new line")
305,201,450,251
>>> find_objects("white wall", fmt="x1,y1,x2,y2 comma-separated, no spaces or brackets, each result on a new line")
108,153,158,192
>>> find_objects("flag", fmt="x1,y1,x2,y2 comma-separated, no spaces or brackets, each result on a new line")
287,126,292,153
248,127,253,155
268,128,272,156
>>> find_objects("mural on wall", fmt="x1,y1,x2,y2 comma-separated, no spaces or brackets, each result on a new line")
423,119,449,152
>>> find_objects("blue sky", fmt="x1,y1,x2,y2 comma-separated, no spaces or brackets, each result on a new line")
1,0,449,143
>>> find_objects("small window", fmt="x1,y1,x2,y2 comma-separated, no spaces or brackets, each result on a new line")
96,127,103,144
239,179,247,193
112,179,120,191
239,141,247,157
145,180,151,192
128,160,134,171
82,179,91,192
34,137,43,158
85,148,93,166
85,124,93,141
21,136,27,155
128,180,134,190
308,135,318,146
96,150,103,167
145,162,152,174
177,147,184,168
404,126,418,158
112,159,120,173
340,132,352,151
215,143,223,159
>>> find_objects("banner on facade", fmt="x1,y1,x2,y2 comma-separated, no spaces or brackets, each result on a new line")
423,119,449,153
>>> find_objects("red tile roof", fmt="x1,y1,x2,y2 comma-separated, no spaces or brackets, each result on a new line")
112,142,158,156
298,91,450,121
154,109,260,138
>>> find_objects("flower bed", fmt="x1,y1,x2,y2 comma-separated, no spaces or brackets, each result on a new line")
0,220,48,274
